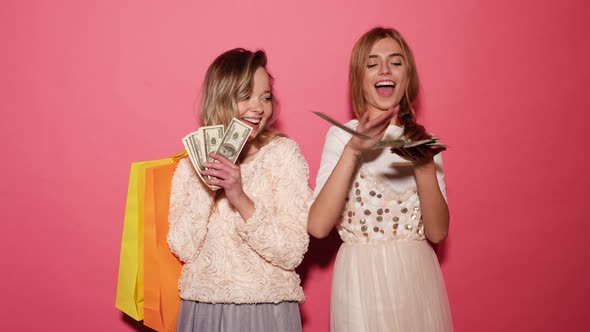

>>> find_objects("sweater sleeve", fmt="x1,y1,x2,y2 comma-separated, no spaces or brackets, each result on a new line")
235,139,311,270
167,158,212,263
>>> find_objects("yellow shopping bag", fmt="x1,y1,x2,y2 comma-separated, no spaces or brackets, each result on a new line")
115,152,186,321
144,161,184,332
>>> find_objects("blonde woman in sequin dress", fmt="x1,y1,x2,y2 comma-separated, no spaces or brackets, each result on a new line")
308,27,453,331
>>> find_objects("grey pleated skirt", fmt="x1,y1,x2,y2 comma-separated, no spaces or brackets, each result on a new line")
176,300,302,332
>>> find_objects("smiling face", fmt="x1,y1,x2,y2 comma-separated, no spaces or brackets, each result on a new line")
237,67,273,140
362,37,409,119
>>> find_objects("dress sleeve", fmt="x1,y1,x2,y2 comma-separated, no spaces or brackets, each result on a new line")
312,126,350,199
167,158,212,263
235,139,312,271
433,153,448,202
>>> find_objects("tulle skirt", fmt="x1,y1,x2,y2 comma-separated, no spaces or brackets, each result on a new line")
176,301,302,332
330,240,453,332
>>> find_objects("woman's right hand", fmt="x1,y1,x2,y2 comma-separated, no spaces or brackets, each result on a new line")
346,108,396,155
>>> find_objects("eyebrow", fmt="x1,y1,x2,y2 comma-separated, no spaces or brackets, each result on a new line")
368,53,404,59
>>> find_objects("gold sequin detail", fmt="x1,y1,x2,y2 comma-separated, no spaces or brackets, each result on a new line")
338,170,423,241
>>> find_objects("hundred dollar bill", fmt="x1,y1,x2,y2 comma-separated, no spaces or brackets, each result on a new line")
185,131,224,190
183,130,204,166
198,131,207,159
312,111,371,139
182,135,201,172
189,131,205,170
312,111,446,150
180,119,252,191
373,138,442,149
200,125,224,190
213,118,253,164
182,134,210,188
202,125,225,163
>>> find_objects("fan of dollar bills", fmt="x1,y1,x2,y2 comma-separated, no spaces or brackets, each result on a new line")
182,118,253,191
312,111,446,150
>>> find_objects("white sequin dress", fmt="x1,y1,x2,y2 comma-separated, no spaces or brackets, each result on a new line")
314,121,453,332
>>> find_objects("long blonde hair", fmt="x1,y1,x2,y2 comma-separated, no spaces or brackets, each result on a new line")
199,48,282,149
349,27,427,140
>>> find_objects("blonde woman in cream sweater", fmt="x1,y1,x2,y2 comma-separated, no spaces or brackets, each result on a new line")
168,48,311,332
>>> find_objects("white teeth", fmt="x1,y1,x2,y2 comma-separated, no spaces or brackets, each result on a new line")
243,118,261,124
375,81,396,87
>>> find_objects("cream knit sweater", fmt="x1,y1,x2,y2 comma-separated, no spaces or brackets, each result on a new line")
167,137,311,304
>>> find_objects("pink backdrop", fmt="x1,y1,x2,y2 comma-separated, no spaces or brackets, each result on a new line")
2,0,589,331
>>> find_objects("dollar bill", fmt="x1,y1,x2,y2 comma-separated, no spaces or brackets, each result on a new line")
184,131,224,190
312,111,446,150
374,138,442,149
202,125,225,163
184,134,196,164
312,111,371,139
199,131,208,160
404,138,440,148
190,131,206,170
213,118,253,164
182,134,211,188
198,125,224,190
180,118,252,191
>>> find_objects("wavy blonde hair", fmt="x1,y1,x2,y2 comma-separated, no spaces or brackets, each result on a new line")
349,27,427,140
199,48,282,149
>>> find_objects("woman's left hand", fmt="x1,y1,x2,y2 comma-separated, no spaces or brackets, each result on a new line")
202,154,247,205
